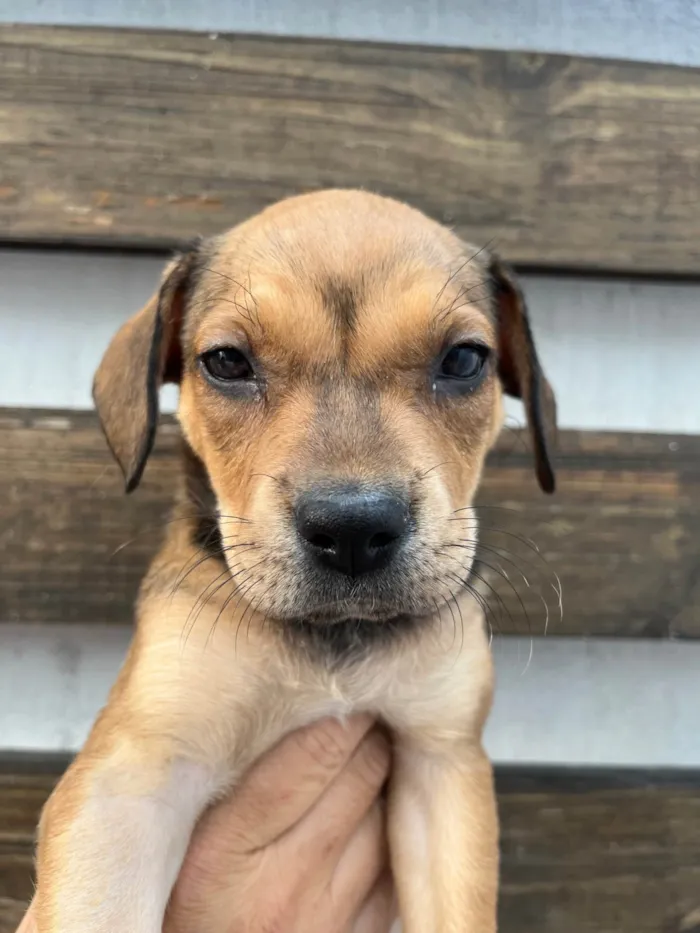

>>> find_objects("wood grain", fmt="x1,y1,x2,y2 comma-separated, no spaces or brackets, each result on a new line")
2,756,700,933
2,408,699,637
497,768,700,933
0,758,59,933
2,27,700,272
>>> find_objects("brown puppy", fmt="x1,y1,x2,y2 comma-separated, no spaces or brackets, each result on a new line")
35,190,555,933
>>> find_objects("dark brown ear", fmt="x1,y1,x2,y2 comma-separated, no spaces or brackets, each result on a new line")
489,255,557,494
93,248,196,492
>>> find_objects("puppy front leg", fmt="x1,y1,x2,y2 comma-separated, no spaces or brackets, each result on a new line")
35,746,221,933
388,741,498,933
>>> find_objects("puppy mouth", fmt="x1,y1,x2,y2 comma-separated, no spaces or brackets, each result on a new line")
282,612,423,657
291,611,416,628
282,595,424,627
275,596,442,659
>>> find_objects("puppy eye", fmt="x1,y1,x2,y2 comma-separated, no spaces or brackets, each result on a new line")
439,343,489,382
200,347,253,382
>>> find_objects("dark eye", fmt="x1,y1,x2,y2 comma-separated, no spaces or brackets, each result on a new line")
439,343,489,382
200,347,253,382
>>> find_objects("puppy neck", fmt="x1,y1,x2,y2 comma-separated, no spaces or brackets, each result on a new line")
178,440,225,562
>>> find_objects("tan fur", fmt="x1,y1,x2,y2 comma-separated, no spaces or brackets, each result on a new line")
35,190,555,933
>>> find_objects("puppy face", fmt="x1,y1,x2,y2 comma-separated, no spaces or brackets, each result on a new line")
94,191,555,643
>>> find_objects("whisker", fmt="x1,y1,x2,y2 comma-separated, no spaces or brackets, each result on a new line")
250,472,284,488
449,517,544,557
233,571,269,651
181,545,260,643
182,571,236,650
451,582,465,655
418,460,455,480
442,547,534,637
170,552,219,601
204,560,265,652
109,512,249,559
450,564,518,636
195,265,262,330
180,547,259,646
245,584,271,645
436,568,497,641
432,239,496,311
448,537,561,627
432,595,445,634
459,577,496,643
171,538,255,600
245,265,263,328
452,505,530,517
444,539,531,587
519,636,535,676
435,277,495,324
439,579,460,650
199,266,260,309
497,419,531,456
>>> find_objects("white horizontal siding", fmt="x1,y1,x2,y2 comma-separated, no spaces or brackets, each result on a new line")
1,248,698,434
1,246,697,763
4,624,700,767
2,0,700,68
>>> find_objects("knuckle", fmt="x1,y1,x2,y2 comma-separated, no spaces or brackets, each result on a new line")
259,903,289,933
259,906,289,933
353,732,391,788
296,719,354,772
251,853,298,933
259,889,299,933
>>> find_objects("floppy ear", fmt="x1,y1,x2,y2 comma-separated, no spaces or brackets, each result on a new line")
489,255,557,494
93,248,196,493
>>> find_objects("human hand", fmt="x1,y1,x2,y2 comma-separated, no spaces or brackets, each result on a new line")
165,714,394,933
17,716,394,933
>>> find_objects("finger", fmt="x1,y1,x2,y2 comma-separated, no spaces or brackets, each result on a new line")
15,902,37,933
350,873,396,933
198,715,375,854
327,800,388,926
292,731,390,865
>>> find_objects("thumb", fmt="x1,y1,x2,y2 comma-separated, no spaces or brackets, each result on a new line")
195,715,375,855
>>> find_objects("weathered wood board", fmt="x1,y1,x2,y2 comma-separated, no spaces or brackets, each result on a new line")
2,409,698,636
3,757,700,933
3,27,700,272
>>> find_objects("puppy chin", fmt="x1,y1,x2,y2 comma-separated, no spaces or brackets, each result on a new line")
280,611,425,663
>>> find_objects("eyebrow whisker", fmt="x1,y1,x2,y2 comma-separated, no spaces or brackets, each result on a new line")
199,266,259,307
195,265,261,328
432,239,497,311
435,277,494,324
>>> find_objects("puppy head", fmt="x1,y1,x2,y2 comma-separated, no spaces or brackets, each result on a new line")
94,191,555,640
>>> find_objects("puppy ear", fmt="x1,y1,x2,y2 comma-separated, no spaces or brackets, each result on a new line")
93,248,197,492
489,255,557,494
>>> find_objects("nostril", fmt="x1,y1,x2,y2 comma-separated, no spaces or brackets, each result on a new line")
307,532,336,552
369,530,398,551
295,485,410,577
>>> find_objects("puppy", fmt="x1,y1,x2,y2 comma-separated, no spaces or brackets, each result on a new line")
35,189,555,933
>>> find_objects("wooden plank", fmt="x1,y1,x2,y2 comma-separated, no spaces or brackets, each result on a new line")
497,767,700,933
2,28,700,273
0,757,61,933
2,408,699,637
2,756,700,933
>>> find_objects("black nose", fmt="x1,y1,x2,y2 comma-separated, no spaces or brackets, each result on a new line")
295,485,410,577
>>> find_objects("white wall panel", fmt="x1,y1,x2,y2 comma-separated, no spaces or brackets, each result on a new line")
0,249,696,434
1,251,696,765
515,276,700,434
2,0,700,68
4,624,700,767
